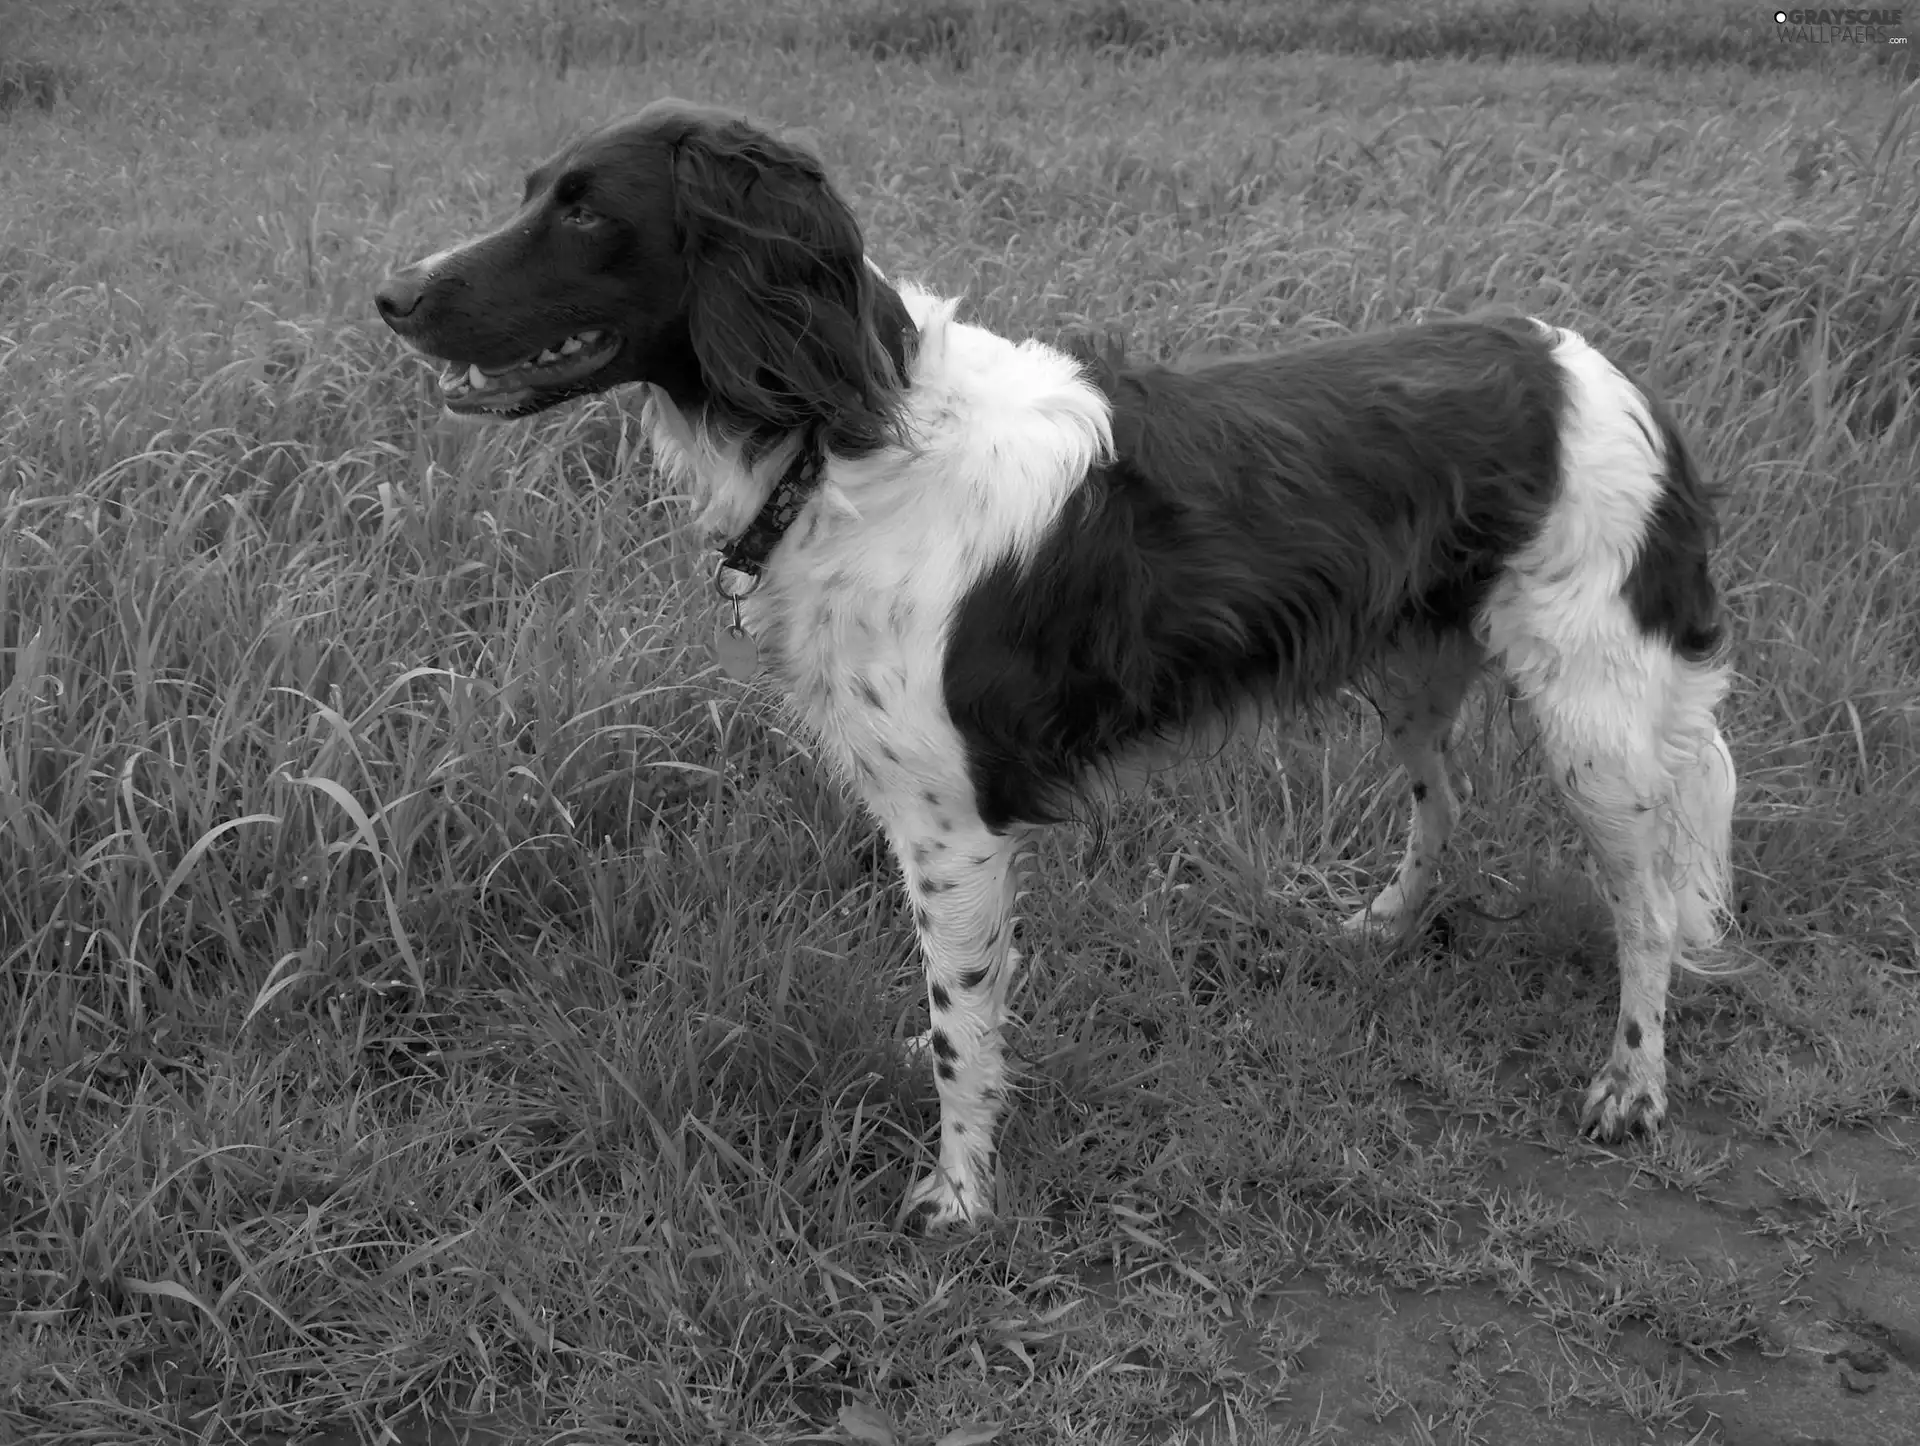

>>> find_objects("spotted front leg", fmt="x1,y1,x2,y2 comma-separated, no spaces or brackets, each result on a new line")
887,807,1027,1232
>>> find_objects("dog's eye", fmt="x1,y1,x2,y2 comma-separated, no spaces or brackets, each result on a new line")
561,206,601,228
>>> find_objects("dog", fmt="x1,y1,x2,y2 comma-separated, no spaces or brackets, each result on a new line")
375,99,1737,1231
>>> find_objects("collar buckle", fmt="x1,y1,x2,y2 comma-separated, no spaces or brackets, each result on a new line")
712,558,760,602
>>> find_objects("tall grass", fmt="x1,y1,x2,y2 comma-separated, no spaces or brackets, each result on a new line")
3,1,1918,1442
21,0,1915,83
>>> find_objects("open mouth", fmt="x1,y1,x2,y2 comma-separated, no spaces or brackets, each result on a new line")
435,329,622,415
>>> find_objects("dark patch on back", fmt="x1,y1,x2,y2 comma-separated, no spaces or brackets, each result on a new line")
1624,1018,1642,1049
957,964,990,990
929,982,950,1011
944,316,1565,829
930,1029,957,1062
1623,394,1725,661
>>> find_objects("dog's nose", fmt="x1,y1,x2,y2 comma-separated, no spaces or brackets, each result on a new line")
374,272,427,326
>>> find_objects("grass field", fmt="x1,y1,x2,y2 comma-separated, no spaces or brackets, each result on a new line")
4,0,1920,1442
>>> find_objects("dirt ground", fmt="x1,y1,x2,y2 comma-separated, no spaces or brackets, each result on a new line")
1256,1113,1920,1445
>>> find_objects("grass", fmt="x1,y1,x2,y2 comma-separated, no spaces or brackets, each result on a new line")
3,0,1920,1442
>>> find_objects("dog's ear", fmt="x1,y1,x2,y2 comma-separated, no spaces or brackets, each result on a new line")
670,117,911,455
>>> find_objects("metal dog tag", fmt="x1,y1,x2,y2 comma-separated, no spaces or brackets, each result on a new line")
714,621,759,681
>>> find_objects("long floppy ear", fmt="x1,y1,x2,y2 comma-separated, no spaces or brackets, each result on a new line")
671,117,913,457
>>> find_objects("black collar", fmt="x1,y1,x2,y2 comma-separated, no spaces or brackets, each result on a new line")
715,436,826,586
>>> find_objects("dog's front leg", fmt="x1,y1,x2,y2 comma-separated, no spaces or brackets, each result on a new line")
889,811,1026,1231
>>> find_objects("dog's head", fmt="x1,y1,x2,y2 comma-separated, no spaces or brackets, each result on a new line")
375,99,915,455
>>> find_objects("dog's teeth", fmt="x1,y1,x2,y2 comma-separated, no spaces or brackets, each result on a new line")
577,330,601,345
559,336,583,355
536,348,561,365
467,364,488,390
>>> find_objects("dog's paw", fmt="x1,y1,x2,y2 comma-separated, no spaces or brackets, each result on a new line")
903,1169,989,1234
1579,1061,1667,1142
1340,900,1415,940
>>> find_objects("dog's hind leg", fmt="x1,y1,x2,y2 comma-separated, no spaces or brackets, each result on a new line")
1668,707,1736,959
1517,643,1731,1140
1342,633,1485,940
1480,322,1734,1140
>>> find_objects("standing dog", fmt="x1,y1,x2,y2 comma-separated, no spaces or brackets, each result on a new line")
376,100,1736,1230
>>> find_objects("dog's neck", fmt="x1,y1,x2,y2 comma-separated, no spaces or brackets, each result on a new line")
642,393,826,566
642,276,924,577
713,433,826,586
